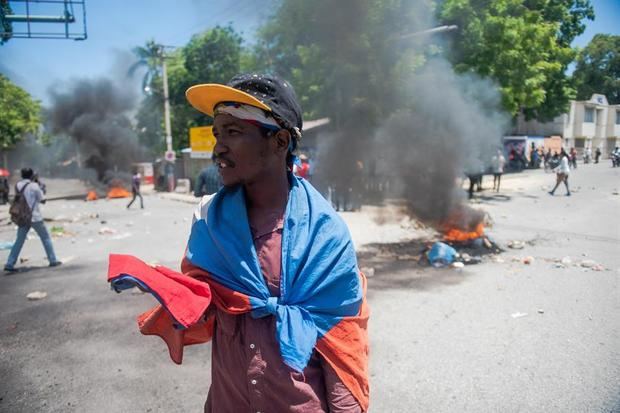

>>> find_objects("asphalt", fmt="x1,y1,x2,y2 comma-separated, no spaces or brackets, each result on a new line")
0,162,618,412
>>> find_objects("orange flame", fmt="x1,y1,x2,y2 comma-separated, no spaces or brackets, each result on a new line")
85,190,98,201
444,222,484,242
107,187,131,199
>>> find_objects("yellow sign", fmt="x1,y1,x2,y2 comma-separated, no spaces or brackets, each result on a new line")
189,126,216,153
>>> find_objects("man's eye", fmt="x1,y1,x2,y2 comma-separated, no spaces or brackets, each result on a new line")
228,129,242,135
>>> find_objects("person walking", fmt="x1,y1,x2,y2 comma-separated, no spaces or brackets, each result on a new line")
4,168,61,273
549,149,571,196
570,147,578,169
492,150,506,192
194,155,222,197
595,147,601,163
126,170,144,209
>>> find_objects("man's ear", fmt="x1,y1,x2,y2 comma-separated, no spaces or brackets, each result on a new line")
273,129,291,155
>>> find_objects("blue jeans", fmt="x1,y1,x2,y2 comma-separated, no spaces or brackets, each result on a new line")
5,221,58,269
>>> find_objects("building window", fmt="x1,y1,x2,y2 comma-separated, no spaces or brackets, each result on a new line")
584,107,594,123
616,111,620,125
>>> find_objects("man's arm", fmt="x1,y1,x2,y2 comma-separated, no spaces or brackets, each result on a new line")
31,183,45,204
321,356,363,413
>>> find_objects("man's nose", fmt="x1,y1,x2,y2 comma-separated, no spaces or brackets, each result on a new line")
213,141,227,156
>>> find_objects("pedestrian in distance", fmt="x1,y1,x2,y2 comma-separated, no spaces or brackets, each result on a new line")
194,154,222,197
492,149,506,192
549,149,571,196
126,169,144,209
595,147,601,163
584,147,592,164
612,147,620,168
544,148,552,171
4,168,61,273
112,73,370,412
570,147,578,169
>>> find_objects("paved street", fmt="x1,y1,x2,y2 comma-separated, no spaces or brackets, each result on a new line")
0,162,618,413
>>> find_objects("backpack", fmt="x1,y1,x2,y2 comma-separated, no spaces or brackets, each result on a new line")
9,182,33,226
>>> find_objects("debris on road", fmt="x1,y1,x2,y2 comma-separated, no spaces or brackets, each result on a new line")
537,309,545,314
427,242,457,267
511,312,528,319
508,240,525,249
561,256,572,265
98,227,117,235
19,257,29,263
579,259,596,268
51,226,66,237
26,291,48,301
111,232,133,240
451,262,465,269
522,256,534,264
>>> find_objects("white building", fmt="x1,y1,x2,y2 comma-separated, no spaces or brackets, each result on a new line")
514,94,620,156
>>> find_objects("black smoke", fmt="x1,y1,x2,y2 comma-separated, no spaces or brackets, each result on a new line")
47,78,144,182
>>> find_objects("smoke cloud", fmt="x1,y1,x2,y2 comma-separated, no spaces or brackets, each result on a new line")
47,77,144,182
374,59,508,228
308,2,509,231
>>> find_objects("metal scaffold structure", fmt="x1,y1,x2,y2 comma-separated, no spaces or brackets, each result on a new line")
0,0,87,41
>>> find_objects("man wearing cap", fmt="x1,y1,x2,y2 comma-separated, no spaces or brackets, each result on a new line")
183,74,369,412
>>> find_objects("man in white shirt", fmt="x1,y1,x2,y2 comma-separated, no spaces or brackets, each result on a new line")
548,149,571,196
4,168,61,273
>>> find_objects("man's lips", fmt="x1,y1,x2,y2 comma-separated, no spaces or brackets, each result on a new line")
215,157,235,169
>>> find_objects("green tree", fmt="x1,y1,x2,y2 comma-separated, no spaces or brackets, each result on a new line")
439,0,594,120
252,0,440,124
573,34,620,104
0,0,13,45
0,74,41,151
132,26,245,152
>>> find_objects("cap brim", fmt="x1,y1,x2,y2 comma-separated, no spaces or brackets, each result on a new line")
186,84,272,117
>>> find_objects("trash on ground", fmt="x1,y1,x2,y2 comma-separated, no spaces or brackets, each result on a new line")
0,241,13,250
537,309,544,314
111,232,132,240
511,312,528,319
427,242,457,267
26,291,48,301
98,227,117,235
522,256,534,264
51,226,65,236
508,240,525,249
560,256,572,265
579,259,596,268
19,257,29,263
451,262,465,269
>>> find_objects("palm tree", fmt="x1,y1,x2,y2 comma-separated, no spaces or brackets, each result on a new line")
129,40,173,166
128,40,164,94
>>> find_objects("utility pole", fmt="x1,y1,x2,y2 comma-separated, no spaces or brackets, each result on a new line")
161,56,173,154
159,45,175,192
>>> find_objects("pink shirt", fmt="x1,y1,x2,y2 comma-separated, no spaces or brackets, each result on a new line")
204,209,362,413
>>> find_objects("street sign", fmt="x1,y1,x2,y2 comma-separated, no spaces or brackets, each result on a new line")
190,126,217,154
164,150,176,162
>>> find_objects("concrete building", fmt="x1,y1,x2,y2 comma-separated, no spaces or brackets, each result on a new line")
514,94,620,156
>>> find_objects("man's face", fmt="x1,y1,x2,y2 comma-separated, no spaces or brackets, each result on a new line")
212,114,276,187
